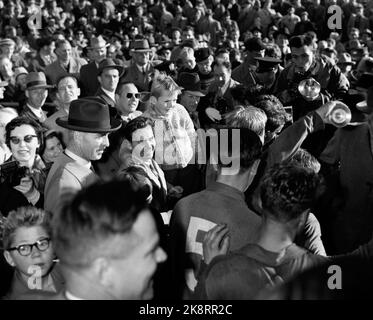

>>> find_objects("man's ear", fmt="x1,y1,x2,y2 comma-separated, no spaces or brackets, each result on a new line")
92,257,111,287
4,251,16,268
97,75,102,85
149,96,157,105
76,88,81,98
25,90,29,98
115,93,120,104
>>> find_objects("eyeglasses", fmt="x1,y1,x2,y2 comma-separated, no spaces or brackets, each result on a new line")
8,238,51,256
126,93,141,99
9,135,37,144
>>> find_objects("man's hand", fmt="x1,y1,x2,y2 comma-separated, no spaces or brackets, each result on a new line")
203,224,230,264
205,107,222,122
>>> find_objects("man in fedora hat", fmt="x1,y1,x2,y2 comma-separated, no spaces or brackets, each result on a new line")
79,35,109,96
120,39,157,92
95,58,124,108
194,48,215,93
45,39,87,85
20,72,54,124
44,97,121,214
177,72,205,130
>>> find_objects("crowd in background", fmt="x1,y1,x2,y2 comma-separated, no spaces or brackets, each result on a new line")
0,0,373,300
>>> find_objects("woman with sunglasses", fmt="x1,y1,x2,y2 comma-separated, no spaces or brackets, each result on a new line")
0,117,48,215
1,206,64,299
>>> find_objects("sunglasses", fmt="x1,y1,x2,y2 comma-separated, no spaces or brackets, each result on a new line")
10,135,37,144
8,238,51,257
126,93,141,99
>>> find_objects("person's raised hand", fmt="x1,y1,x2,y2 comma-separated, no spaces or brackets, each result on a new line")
205,107,222,122
203,223,230,264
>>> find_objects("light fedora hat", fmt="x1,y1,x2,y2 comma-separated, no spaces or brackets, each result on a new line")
25,72,54,90
88,35,110,49
56,97,122,133
131,39,153,52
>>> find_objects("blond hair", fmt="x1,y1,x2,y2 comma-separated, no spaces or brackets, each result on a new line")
150,72,182,98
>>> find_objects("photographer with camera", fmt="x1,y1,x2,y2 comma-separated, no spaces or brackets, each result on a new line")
0,117,47,215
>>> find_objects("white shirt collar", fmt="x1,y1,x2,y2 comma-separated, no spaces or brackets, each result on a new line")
65,149,91,169
101,87,116,102
136,63,147,72
65,290,84,300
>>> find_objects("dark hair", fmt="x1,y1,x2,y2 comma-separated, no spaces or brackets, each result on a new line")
285,149,321,174
36,37,55,50
255,95,287,134
118,166,153,203
260,163,320,222
289,35,314,49
56,74,79,88
123,116,154,143
39,130,65,156
5,116,44,150
215,128,262,170
55,39,71,49
53,179,148,267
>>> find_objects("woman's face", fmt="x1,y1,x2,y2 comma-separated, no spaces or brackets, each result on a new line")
42,136,63,163
5,226,54,279
9,124,40,164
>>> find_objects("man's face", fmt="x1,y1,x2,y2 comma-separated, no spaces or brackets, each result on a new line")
131,126,155,161
45,42,56,56
91,46,107,63
153,90,178,117
116,84,140,115
197,57,212,74
77,132,110,161
4,226,55,280
108,210,167,300
182,30,194,41
214,65,231,86
56,42,72,63
183,53,196,70
133,51,150,66
0,44,15,58
26,88,48,109
256,69,277,87
57,77,80,105
179,91,200,112
0,57,13,78
98,68,120,92
349,30,359,40
291,45,314,73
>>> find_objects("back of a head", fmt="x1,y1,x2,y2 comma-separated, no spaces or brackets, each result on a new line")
289,35,314,49
255,95,287,135
285,148,321,174
53,179,147,268
215,127,262,173
260,163,320,223
226,105,267,139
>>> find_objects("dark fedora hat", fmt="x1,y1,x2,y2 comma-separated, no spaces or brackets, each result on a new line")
98,58,124,76
131,39,152,52
177,72,205,97
56,97,122,133
195,48,211,63
25,72,54,90
256,56,282,73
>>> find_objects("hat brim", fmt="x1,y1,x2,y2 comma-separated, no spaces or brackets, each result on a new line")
88,44,110,49
185,90,205,97
26,84,54,90
56,117,122,133
131,48,153,52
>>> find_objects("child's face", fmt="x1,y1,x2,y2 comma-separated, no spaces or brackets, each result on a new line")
5,226,54,279
153,90,178,117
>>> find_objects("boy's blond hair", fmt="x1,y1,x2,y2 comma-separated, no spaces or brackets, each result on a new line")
150,72,182,98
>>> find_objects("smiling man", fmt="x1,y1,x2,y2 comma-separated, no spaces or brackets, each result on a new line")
44,97,121,214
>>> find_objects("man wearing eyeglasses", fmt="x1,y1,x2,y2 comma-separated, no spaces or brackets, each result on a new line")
115,82,142,124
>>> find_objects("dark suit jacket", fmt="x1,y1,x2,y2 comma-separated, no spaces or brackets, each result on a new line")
19,104,57,125
45,57,87,85
79,61,99,97
120,61,156,92
95,87,116,108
